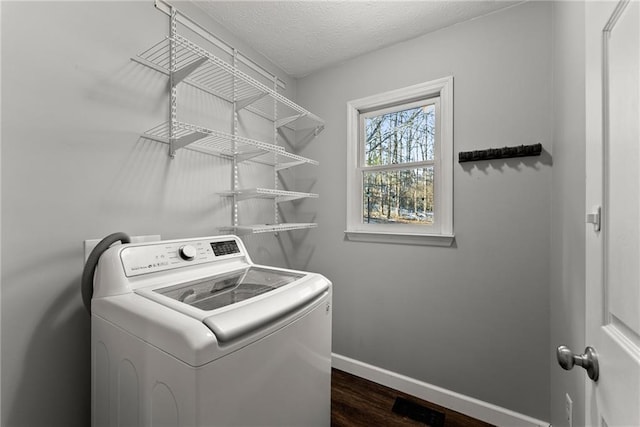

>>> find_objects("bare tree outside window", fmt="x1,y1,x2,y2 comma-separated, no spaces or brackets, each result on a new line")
362,104,436,225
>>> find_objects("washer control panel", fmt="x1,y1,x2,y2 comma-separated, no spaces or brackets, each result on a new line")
120,237,244,277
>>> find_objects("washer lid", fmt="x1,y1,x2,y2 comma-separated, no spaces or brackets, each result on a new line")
154,266,304,311
147,266,330,343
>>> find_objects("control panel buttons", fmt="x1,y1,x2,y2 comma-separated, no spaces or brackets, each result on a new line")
210,240,240,256
178,245,197,261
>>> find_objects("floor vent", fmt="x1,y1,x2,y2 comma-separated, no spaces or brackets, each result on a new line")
391,396,445,426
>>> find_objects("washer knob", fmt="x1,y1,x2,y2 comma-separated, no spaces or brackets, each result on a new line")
178,245,197,261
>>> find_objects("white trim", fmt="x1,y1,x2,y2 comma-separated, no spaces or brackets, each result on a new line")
346,77,454,244
332,353,550,427
345,230,454,246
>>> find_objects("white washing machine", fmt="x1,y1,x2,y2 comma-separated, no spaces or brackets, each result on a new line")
90,235,332,427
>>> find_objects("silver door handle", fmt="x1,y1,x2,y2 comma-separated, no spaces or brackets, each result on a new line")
556,345,599,381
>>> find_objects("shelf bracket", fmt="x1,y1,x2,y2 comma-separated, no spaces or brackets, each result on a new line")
171,57,208,87
235,92,269,112
169,131,208,157
276,124,324,150
276,114,306,129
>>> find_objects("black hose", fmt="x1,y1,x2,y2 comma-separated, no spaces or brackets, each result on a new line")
81,232,131,314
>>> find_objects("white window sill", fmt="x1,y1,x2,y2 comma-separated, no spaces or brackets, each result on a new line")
344,230,455,246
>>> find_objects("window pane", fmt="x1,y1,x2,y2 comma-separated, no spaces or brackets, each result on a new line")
362,167,434,225
364,104,435,166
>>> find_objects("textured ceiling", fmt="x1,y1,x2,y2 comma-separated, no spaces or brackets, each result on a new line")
191,1,523,78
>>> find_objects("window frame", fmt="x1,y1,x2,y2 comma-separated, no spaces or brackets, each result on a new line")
345,77,454,246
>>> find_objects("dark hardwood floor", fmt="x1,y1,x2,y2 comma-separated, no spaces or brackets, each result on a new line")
331,369,495,427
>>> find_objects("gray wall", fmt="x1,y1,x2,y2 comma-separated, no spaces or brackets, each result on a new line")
1,1,595,425
295,1,553,420
549,2,587,426
0,2,296,426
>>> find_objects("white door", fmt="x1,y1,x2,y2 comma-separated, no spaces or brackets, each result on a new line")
584,0,640,425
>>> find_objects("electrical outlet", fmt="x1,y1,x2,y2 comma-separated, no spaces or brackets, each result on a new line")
83,234,161,263
565,393,573,427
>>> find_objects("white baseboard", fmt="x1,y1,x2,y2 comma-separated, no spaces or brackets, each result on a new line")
332,353,550,427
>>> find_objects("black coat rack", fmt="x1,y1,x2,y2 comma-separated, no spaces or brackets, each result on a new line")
458,143,542,163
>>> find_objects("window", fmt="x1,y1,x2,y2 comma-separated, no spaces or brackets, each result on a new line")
346,77,454,246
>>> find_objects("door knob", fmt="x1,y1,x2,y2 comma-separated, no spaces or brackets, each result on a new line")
556,345,599,381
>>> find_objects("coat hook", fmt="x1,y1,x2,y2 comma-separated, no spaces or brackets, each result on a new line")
458,143,542,163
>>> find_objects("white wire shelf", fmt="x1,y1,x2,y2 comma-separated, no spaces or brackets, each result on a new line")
274,151,319,171
219,223,318,235
136,35,324,132
143,121,318,168
221,188,319,203
134,8,323,238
